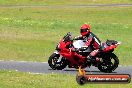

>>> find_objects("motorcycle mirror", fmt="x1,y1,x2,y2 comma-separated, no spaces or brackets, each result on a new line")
67,32,72,35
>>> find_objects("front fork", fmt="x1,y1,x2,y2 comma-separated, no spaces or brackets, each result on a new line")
53,50,63,63
54,50,59,54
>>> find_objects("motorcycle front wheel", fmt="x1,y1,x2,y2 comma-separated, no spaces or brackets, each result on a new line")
48,53,67,70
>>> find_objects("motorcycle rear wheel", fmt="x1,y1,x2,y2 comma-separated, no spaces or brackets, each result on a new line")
48,53,67,70
98,53,119,73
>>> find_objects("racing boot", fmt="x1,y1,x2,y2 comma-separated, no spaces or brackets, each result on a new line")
87,49,99,63
85,55,92,66
87,55,93,62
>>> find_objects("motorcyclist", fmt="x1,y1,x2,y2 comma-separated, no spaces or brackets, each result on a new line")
72,24,103,63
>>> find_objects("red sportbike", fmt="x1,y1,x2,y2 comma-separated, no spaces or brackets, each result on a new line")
48,32,121,73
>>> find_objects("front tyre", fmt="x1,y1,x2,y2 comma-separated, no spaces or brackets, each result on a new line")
98,53,119,73
48,53,67,70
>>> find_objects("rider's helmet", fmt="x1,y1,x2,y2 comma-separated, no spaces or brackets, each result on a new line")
80,24,90,36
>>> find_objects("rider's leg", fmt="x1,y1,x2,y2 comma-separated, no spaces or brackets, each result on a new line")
87,49,99,62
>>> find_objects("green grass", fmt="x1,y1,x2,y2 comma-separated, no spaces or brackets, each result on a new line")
0,70,131,88
0,0,132,5
0,7,132,65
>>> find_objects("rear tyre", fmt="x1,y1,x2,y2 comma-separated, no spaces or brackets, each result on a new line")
48,53,67,70
98,53,119,73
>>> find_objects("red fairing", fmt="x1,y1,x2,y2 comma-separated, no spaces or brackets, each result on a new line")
59,39,70,53
59,39,86,67
103,45,117,52
59,40,72,61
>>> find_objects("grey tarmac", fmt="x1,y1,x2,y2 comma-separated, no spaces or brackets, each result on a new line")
0,61,131,76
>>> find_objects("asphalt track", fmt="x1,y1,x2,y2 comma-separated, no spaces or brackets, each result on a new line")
0,4,132,8
0,61,132,76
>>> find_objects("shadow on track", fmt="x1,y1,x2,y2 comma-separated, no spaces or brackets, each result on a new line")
48,69,117,74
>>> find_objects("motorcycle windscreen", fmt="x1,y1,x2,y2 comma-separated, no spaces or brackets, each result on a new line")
73,40,85,48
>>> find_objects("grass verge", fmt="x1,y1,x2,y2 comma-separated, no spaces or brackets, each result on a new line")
0,7,132,65
0,70,131,88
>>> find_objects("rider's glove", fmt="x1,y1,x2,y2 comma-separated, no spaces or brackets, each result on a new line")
73,36,81,40
79,46,88,51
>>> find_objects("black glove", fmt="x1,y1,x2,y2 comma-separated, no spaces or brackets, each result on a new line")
79,46,87,51
73,36,83,40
